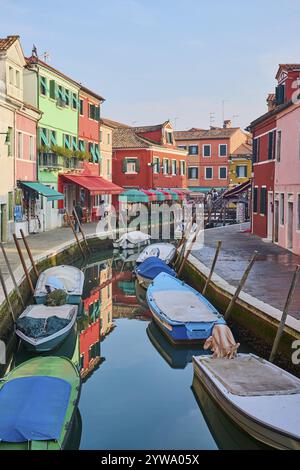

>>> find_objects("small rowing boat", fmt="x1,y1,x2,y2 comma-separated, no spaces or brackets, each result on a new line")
135,257,177,288
113,231,151,250
136,243,176,265
34,265,84,305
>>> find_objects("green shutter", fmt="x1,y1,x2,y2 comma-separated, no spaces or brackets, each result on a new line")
72,93,78,109
122,159,127,173
40,128,49,146
95,106,100,121
50,130,57,145
136,159,140,173
79,140,85,152
64,134,71,149
49,80,56,99
72,136,78,151
95,144,100,162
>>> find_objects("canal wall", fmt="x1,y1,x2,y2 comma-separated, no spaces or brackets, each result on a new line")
182,254,300,375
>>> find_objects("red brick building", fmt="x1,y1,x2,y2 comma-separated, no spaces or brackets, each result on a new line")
174,122,249,194
111,121,187,190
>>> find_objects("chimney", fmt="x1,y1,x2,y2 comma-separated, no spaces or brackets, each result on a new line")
223,119,232,129
266,93,276,111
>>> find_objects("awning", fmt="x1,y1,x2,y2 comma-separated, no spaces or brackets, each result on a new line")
156,189,172,201
223,180,251,199
169,189,186,201
140,189,157,202
150,190,165,202
20,181,64,201
188,186,223,194
60,174,123,195
119,189,149,203
162,189,179,201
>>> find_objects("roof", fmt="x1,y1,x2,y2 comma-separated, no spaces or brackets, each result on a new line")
0,35,19,51
79,85,105,103
100,118,131,129
112,127,151,148
174,127,240,141
249,99,292,129
276,64,300,80
231,143,252,156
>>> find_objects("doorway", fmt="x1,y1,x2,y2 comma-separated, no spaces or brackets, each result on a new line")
287,201,293,250
274,200,279,243
267,191,273,240
0,204,7,242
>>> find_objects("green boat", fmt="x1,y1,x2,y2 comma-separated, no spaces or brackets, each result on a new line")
0,356,81,450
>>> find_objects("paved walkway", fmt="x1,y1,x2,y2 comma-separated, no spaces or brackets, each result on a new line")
193,223,300,319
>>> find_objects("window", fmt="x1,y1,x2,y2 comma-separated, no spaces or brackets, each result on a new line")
203,145,211,157
100,131,103,143
236,165,247,178
49,80,56,99
107,159,111,177
15,70,20,88
188,145,198,155
166,131,173,144
8,192,13,221
79,99,84,116
268,131,275,160
40,76,47,96
79,140,85,152
94,144,100,162
123,158,139,173
280,193,285,224
260,187,267,215
64,89,70,106
178,145,187,150
88,142,95,160
72,93,78,110
219,144,227,157
49,130,57,146
188,167,198,179
64,134,71,149
298,195,300,231
163,158,170,174
172,160,177,175
253,137,260,163
277,130,281,162
253,187,258,213
89,103,95,119
107,133,111,145
180,160,186,175
17,132,23,159
205,167,213,179
29,136,34,161
219,167,227,179
9,67,14,85
95,106,100,121
153,157,160,174
72,136,78,151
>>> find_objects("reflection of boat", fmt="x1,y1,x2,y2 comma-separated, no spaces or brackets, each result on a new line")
146,321,208,369
113,231,151,250
147,273,225,344
34,265,84,305
16,304,78,352
136,243,176,265
135,257,176,288
0,356,81,450
135,280,147,308
193,354,300,450
191,376,268,450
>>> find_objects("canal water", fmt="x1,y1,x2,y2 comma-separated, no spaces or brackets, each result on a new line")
6,251,267,450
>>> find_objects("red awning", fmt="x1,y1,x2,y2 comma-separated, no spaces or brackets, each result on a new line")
140,189,157,201
60,174,123,195
156,189,172,201
170,189,185,200
223,180,251,199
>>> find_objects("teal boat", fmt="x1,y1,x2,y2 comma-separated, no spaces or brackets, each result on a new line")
34,265,84,305
0,356,81,450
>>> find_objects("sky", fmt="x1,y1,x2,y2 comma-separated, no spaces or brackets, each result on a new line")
1,0,300,130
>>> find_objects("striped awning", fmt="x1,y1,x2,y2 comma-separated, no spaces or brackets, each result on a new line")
119,189,149,203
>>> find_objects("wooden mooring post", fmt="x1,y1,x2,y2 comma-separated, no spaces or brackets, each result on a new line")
0,266,15,322
202,240,222,296
224,250,258,321
73,209,91,255
177,223,203,277
0,242,24,307
20,229,39,279
12,234,34,296
65,210,85,260
269,264,300,363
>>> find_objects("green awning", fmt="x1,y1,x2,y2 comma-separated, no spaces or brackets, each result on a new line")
150,190,165,201
188,187,224,193
21,182,64,201
162,189,179,201
119,189,149,203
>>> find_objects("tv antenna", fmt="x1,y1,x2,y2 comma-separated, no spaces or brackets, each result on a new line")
41,51,51,62
209,112,215,127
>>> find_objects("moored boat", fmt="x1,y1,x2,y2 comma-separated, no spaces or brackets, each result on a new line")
15,304,78,352
113,230,151,250
0,356,81,450
136,243,176,265
34,265,84,305
135,257,177,288
146,272,225,344
192,353,300,450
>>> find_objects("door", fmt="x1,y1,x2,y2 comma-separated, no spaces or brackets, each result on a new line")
0,205,7,242
267,192,273,240
287,202,293,249
274,200,279,243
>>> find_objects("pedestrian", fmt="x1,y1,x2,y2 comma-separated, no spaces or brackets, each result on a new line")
73,201,83,232
212,188,219,201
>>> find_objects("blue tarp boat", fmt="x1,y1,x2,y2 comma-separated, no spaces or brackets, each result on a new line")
146,272,226,344
135,256,176,288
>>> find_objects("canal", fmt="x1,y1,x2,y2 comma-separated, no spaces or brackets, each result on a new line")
6,250,267,450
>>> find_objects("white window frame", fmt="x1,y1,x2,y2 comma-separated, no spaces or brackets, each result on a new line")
277,129,282,162
172,159,177,175
17,132,23,159
29,135,35,161
236,165,247,178
205,166,213,180
188,166,198,180
219,143,227,157
280,192,285,226
188,145,199,156
166,130,173,145
253,185,258,214
125,157,137,174
180,160,186,176
153,156,160,174
203,144,211,158
163,158,169,175
219,166,227,179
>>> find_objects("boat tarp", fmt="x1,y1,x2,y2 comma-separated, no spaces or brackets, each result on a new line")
16,315,71,339
137,257,176,280
36,266,83,295
200,355,300,397
0,376,71,442
151,289,218,323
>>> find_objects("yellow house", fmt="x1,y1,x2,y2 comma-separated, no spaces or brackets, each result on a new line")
229,142,252,187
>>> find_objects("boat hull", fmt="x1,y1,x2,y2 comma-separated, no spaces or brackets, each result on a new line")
193,357,300,450
16,321,77,353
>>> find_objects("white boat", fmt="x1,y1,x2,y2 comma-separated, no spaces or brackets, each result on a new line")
193,353,300,450
136,243,176,265
16,304,78,352
34,265,84,305
113,231,151,250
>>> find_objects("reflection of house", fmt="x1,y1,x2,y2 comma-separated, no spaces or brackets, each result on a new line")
79,318,103,381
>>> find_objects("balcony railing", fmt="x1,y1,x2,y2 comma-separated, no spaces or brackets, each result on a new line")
38,153,84,170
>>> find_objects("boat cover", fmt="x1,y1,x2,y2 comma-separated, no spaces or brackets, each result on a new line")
200,355,300,396
136,257,176,280
136,243,175,264
16,316,71,339
0,376,71,442
35,266,84,295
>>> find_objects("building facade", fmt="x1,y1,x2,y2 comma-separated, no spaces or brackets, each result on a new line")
228,142,252,187
174,122,249,195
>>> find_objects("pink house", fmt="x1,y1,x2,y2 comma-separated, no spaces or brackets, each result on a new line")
275,101,300,255
15,104,40,183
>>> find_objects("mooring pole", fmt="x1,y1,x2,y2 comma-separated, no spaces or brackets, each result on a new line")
0,266,15,322
175,217,195,269
13,234,34,296
177,223,203,277
20,229,39,279
202,241,222,296
0,242,24,307
73,210,91,255
65,210,85,260
269,264,300,363
224,250,258,321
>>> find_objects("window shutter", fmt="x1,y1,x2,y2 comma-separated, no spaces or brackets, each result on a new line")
253,139,257,163
122,159,127,173
95,106,100,121
136,159,140,173
268,132,273,160
49,80,56,99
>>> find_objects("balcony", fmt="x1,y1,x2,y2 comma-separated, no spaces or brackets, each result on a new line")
38,153,84,171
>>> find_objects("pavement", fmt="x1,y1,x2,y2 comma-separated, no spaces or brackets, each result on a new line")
193,223,300,319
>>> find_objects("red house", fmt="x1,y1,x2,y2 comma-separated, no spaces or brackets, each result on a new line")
110,121,187,190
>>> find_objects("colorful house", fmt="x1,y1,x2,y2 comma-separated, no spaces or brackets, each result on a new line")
174,121,249,196
228,142,252,187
